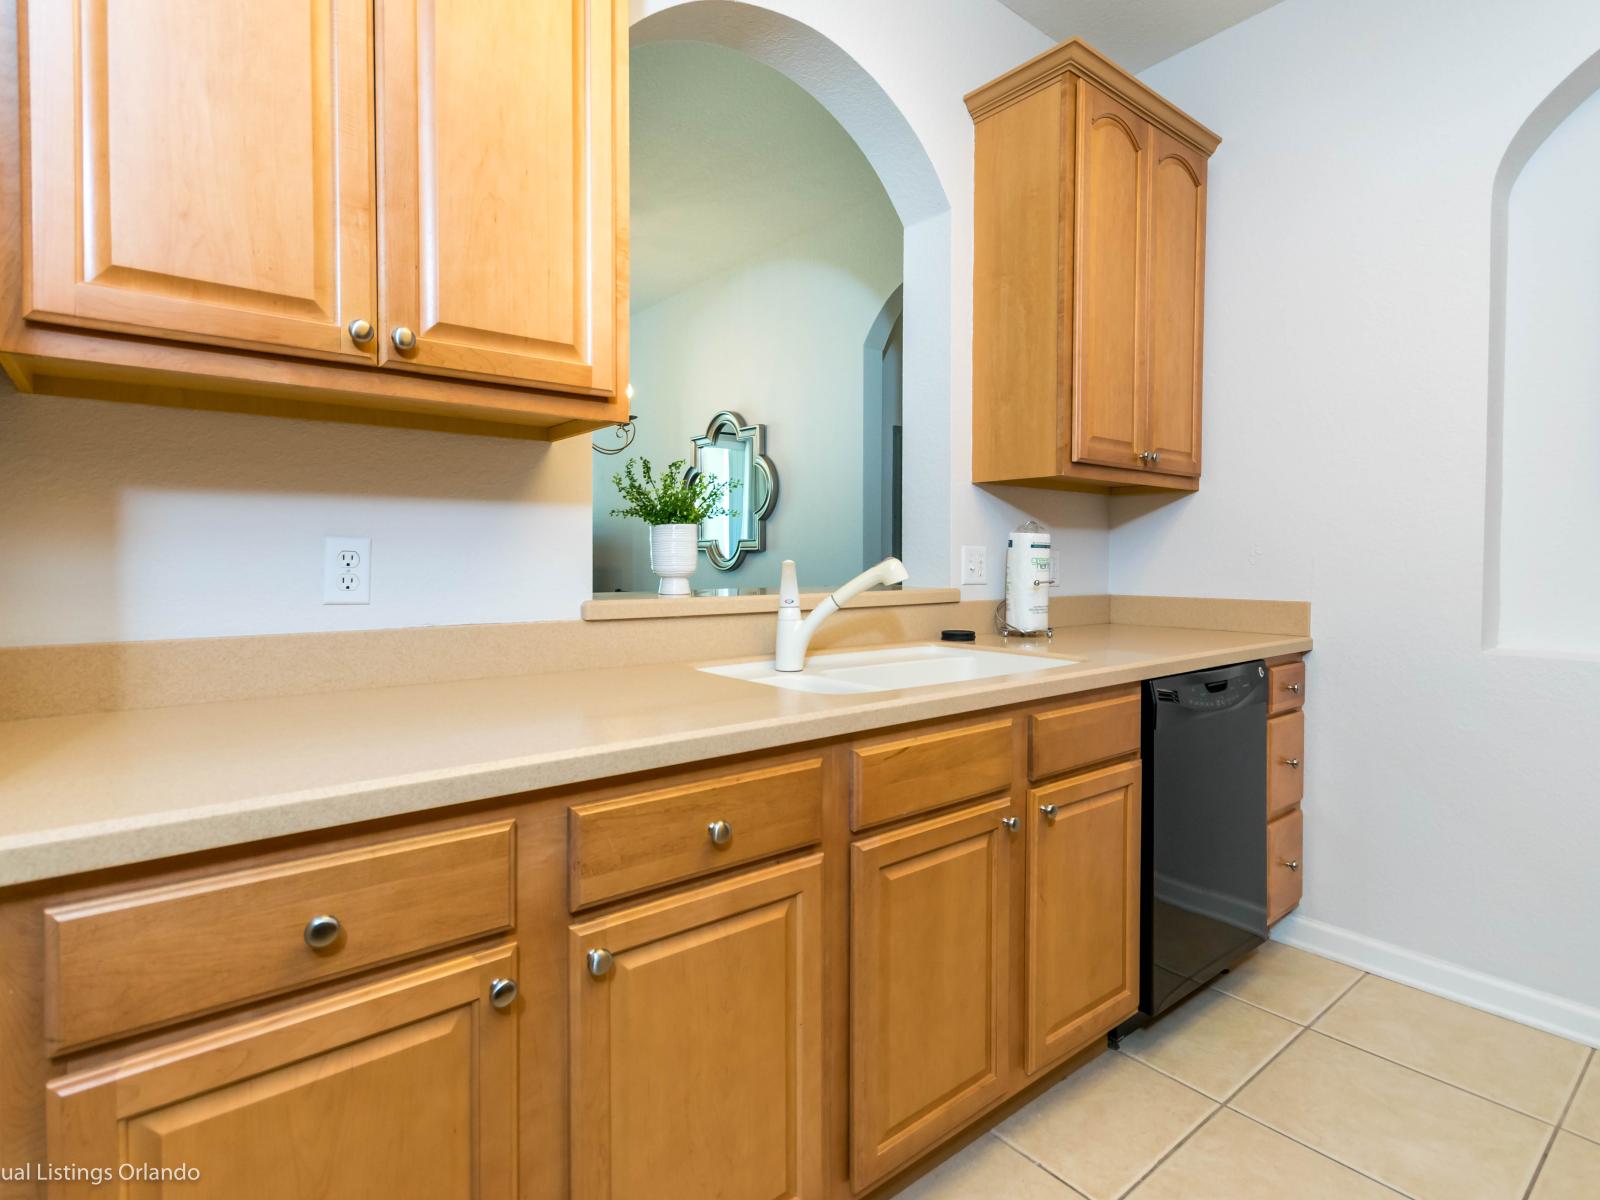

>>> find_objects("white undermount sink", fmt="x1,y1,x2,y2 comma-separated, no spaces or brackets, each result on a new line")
699,644,1077,694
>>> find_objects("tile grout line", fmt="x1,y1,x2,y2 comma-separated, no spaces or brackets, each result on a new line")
1228,1030,1561,1200
1223,1106,1417,1199
1218,1020,1310,1104
1282,1026,1562,1126
1110,1101,1230,1200
1109,1023,1320,1199
1519,1046,1596,1200
1214,963,1366,1028
1307,1022,1586,1126
978,1133,1092,1199
988,1128,1108,1198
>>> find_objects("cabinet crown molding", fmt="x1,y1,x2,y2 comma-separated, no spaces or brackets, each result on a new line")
964,37,1221,156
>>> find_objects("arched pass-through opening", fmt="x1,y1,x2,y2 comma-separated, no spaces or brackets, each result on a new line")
863,285,903,567
630,1,951,585
1484,47,1600,651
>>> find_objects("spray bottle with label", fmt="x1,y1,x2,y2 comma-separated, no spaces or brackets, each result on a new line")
1000,519,1054,637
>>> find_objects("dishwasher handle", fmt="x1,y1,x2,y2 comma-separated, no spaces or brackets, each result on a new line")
1149,661,1266,711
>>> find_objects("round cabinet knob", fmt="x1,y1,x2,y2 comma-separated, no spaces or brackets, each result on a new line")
1281,757,1302,769
1150,450,1162,464
347,318,375,345
587,948,614,978
303,914,342,950
1137,451,1152,463
1039,803,1059,823
391,326,417,352
1281,859,1301,872
707,820,733,848
488,977,519,1010
1000,816,1020,832
1286,682,1302,694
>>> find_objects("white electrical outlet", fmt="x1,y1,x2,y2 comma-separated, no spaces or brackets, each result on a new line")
324,536,371,604
960,545,988,585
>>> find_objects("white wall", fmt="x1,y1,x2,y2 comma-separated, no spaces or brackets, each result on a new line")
0,384,592,645
1496,85,1600,655
0,0,1109,646
1116,0,1600,1031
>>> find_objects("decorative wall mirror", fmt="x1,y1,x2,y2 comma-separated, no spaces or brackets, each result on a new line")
688,411,778,571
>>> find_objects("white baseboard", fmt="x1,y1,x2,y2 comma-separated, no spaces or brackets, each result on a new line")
1272,914,1600,1048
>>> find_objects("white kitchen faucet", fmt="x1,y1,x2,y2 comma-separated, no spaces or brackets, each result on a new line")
774,556,910,672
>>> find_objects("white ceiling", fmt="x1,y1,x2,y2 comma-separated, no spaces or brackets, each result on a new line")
996,0,1287,71
631,41,897,311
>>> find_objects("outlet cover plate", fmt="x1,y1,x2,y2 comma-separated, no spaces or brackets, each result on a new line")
324,536,371,604
961,545,987,585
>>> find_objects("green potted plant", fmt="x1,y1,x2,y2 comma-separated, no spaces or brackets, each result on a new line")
610,458,736,595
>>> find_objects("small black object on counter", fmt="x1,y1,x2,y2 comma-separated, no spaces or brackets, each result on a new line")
940,629,977,642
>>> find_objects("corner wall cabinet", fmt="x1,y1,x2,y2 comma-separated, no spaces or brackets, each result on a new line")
967,39,1220,493
0,0,628,438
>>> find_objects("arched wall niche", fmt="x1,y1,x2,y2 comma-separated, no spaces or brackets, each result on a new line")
1484,48,1600,654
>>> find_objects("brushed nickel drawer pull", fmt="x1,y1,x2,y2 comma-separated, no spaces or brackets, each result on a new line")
303,914,342,950
587,948,614,978
1281,757,1301,769
707,820,733,847
489,977,518,1010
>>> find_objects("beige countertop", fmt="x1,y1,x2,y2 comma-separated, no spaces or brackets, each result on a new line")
0,624,1309,889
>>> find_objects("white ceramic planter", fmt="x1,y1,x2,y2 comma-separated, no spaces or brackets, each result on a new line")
648,523,698,595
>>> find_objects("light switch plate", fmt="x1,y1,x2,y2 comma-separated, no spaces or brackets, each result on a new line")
323,536,370,604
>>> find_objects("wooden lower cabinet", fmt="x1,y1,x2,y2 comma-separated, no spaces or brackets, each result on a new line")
45,945,518,1200
1266,653,1308,926
849,799,1013,1191
568,856,825,1200
1025,761,1141,1073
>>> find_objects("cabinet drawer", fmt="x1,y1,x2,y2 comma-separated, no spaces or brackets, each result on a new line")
1028,687,1140,781
850,717,1013,832
1268,808,1304,924
45,822,515,1051
1269,660,1306,715
1268,711,1305,819
569,759,823,909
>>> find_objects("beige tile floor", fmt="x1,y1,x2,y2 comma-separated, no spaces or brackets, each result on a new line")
900,943,1599,1200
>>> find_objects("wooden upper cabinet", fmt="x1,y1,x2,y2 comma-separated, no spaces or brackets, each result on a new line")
1071,81,1148,472
21,0,376,360
968,39,1219,493
1145,129,1207,477
46,947,518,1200
377,0,622,393
2,0,628,436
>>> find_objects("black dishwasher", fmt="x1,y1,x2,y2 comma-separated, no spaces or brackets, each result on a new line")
1113,660,1268,1042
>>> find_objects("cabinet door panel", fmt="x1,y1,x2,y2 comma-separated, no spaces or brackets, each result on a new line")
379,0,623,394
850,800,1012,1190
46,947,516,1200
570,856,824,1200
1070,80,1148,470
1026,762,1140,1073
23,0,376,359
1146,129,1206,477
